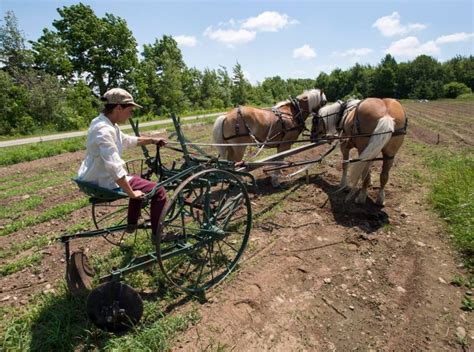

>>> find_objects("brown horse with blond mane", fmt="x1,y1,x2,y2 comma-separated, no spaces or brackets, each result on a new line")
213,89,327,186
311,97,407,205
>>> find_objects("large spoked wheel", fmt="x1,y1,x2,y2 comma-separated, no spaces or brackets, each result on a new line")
92,199,151,246
156,168,252,293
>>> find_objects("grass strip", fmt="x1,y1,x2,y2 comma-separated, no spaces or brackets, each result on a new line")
429,153,474,269
0,195,44,220
0,252,43,276
0,138,86,166
0,198,89,237
0,175,74,200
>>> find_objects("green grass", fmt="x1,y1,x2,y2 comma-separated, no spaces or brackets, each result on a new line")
0,138,86,166
0,198,89,236
0,284,200,351
0,252,43,276
428,153,474,269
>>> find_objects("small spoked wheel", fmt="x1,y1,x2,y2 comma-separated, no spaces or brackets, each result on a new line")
92,199,151,247
156,168,252,293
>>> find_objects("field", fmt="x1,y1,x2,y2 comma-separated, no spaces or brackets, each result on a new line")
0,100,473,351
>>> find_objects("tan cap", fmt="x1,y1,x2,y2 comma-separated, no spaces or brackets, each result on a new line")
101,88,142,108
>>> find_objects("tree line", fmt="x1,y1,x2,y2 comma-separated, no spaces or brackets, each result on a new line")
1,4,472,136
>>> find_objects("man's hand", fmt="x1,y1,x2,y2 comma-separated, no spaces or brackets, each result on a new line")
151,137,167,147
130,190,145,199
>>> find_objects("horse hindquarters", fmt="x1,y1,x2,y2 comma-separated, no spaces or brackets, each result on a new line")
347,115,395,203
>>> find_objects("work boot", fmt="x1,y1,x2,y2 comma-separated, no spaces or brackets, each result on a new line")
125,223,138,233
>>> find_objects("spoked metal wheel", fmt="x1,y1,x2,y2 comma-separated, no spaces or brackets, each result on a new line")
156,168,252,293
92,199,151,246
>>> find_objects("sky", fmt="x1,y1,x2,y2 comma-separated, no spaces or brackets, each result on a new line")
1,0,473,84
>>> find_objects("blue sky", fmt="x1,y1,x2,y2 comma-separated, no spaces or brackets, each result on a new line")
1,0,473,84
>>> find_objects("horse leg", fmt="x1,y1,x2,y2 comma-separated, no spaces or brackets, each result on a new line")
271,144,292,187
376,157,394,206
355,167,371,204
270,168,282,187
339,143,350,190
227,146,246,162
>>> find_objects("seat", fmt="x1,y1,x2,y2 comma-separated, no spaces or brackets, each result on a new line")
72,177,128,201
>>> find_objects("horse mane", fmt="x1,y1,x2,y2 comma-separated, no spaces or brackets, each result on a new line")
273,99,290,109
297,89,322,111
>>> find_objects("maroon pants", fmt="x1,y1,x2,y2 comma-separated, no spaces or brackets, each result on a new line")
127,176,167,235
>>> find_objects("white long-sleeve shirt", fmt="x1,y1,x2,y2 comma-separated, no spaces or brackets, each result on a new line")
78,114,138,189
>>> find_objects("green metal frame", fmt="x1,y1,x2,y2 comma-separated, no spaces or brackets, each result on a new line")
61,113,254,292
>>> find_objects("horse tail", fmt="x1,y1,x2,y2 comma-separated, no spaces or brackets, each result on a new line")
212,114,228,159
348,115,395,188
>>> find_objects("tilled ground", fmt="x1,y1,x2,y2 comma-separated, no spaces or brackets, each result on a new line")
0,101,472,351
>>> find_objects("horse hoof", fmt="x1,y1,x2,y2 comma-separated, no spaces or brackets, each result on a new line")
355,192,367,204
376,191,385,206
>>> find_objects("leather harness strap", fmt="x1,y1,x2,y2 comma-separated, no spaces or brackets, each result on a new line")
222,98,309,142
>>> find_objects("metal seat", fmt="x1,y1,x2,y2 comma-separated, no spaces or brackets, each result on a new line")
72,177,128,202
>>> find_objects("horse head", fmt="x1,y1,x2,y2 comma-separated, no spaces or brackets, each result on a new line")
296,89,327,118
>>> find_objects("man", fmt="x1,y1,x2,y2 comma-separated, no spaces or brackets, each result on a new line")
78,88,166,235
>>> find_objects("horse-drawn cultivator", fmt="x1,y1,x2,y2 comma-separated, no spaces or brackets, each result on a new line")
61,93,406,332
61,114,254,332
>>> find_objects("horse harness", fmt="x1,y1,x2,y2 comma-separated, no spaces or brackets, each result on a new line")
222,98,307,144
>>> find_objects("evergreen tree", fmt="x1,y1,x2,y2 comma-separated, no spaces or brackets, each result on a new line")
0,11,33,76
231,62,250,105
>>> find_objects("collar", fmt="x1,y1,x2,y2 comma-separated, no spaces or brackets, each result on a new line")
99,113,118,128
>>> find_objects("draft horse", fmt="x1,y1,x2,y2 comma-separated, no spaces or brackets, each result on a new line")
212,89,327,186
311,98,407,205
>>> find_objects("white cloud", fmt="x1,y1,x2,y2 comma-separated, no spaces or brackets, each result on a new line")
385,36,440,57
242,11,298,32
204,27,256,47
373,12,426,37
435,32,474,44
332,48,373,57
293,45,316,60
174,35,197,47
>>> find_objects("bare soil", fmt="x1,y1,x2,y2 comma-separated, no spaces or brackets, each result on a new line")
0,101,472,351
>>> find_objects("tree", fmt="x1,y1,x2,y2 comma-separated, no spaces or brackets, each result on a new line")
231,62,250,105
141,35,187,114
443,82,472,98
0,11,33,76
32,3,138,94
347,63,373,98
444,55,474,90
324,69,351,101
217,66,232,108
261,76,287,102
406,55,444,99
181,67,203,110
0,70,32,135
371,55,398,97
200,68,223,109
